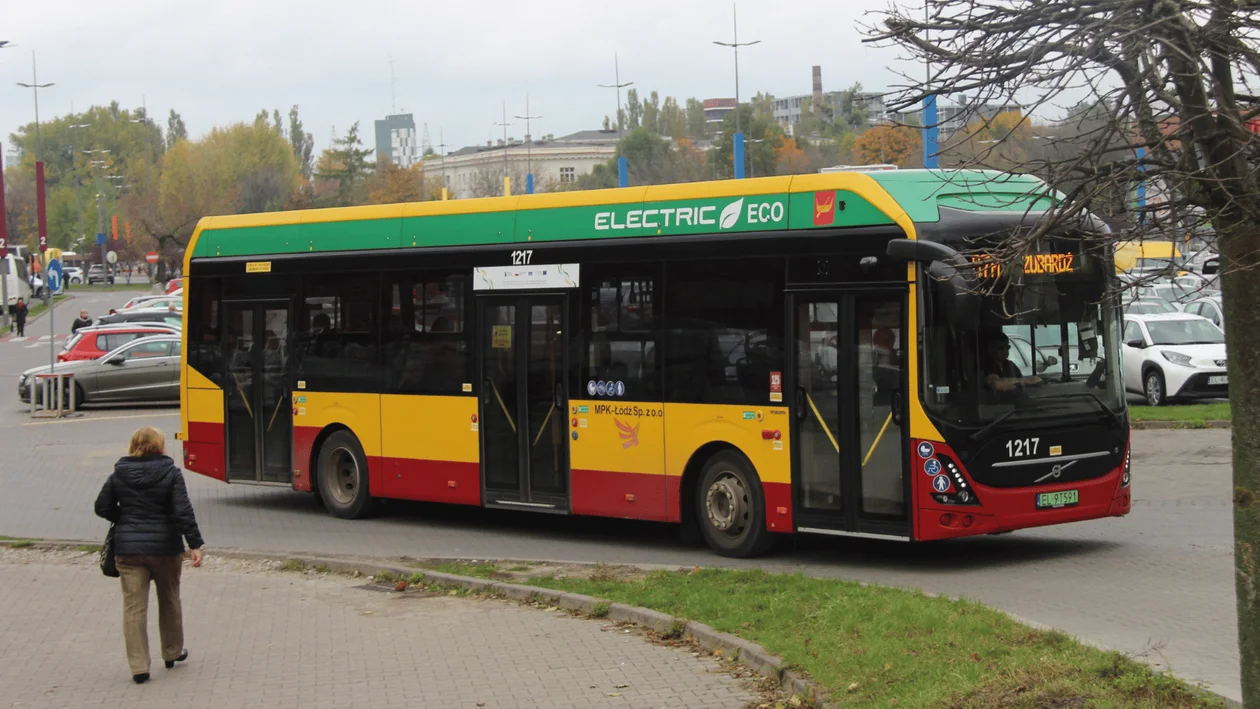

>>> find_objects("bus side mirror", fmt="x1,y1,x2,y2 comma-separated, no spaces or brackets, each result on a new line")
886,239,957,264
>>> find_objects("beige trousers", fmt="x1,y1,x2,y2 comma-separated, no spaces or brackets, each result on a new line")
116,554,184,675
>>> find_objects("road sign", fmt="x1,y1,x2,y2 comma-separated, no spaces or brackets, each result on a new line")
145,251,159,265
95,233,106,245
46,259,62,293
106,250,118,265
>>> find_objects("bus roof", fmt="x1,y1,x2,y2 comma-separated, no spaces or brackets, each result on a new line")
188,169,1054,259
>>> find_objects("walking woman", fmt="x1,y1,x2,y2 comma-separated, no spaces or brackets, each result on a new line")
94,426,205,684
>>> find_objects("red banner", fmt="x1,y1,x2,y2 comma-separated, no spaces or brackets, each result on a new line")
0,144,8,258
35,161,47,253
112,214,119,241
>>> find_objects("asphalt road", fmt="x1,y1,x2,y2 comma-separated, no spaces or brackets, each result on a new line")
0,287,1240,703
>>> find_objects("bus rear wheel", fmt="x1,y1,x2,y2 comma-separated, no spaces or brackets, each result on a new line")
316,431,374,519
696,452,773,558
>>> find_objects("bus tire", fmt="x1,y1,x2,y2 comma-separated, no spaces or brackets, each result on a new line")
316,430,374,519
696,451,773,558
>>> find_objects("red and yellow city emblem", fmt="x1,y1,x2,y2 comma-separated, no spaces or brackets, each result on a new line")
814,191,836,226
614,418,641,449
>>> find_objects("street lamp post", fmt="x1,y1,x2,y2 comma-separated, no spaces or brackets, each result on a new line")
745,137,765,178
493,102,512,197
83,150,111,275
68,124,91,260
514,94,543,195
714,3,760,179
16,52,53,161
598,53,633,188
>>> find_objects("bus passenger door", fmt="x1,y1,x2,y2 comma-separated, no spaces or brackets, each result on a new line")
478,294,570,510
223,300,294,484
789,292,910,539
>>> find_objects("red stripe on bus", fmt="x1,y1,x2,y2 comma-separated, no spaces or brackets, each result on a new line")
292,425,321,492
762,481,793,532
183,422,225,481
571,469,670,521
380,458,481,506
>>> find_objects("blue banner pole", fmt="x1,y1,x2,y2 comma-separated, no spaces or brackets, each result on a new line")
617,157,628,188
733,132,746,179
526,173,534,195
922,95,939,169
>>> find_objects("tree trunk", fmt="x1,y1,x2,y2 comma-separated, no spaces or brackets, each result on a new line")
1220,213,1260,706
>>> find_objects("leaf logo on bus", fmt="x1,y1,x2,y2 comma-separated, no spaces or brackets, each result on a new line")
615,418,641,449
719,198,744,230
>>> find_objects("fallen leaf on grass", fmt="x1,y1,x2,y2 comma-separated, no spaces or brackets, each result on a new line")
848,682,860,692
394,580,407,592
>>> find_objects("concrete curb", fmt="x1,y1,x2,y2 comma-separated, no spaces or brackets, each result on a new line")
1131,420,1230,429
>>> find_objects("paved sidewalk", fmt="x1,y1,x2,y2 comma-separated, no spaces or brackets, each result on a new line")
0,548,757,709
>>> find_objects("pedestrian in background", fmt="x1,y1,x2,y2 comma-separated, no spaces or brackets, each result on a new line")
94,426,205,685
71,309,93,334
13,298,27,337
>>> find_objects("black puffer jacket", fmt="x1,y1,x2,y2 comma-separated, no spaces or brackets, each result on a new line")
94,455,204,556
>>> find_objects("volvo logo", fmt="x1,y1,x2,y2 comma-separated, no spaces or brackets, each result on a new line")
1034,459,1078,484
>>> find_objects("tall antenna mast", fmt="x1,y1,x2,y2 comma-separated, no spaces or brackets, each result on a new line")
388,53,398,114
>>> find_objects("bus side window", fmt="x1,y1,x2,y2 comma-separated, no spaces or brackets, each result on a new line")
381,272,469,395
581,270,660,400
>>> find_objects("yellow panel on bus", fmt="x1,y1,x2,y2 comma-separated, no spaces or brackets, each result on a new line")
293,391,382,457
380,395,479,463
662,403,791,484
568,400,665,476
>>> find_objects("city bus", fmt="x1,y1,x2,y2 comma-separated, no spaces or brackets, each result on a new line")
178,170,1131,557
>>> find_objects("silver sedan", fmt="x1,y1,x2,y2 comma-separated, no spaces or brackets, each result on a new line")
18,336,181,405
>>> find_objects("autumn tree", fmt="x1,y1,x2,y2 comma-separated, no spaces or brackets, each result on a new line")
362,159,427,204
869,2,1260,703
775,136,811,175
853,124,923,167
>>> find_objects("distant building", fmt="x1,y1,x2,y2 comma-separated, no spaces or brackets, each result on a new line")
773,90,894,132
3,146,22,169
423,130,620,199
703,98,736,126
374,113,418,168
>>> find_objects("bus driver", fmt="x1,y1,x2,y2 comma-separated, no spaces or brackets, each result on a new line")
982,330,1042,392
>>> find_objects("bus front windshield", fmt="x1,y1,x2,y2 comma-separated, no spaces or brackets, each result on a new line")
920,249,1125,428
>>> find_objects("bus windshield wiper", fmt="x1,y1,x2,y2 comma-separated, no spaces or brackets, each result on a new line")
1035,391,1125,428
970,408,1021,442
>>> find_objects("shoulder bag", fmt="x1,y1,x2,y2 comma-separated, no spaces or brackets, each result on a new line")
100,524,119,578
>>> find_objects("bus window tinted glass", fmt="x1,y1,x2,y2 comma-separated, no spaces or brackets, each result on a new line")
664,259,784,404
297,275,379,392
583,274,658,399
187,277,223,384
382,273,470,394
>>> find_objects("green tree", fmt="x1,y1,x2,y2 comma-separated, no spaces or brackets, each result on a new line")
710,105,784,178
659,97,688,139
839,82,869,130
642,91,661,135
314,122,374,206
625,89,643,130
685,98,708,139
288,105,315,180
166,110,187,149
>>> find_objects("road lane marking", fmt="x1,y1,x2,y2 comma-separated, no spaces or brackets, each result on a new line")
21,410,177,428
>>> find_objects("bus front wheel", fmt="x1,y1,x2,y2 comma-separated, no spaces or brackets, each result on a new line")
316,430,374,519
696,452,773,558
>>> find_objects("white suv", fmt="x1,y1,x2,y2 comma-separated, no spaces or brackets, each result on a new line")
1122,313,1227,406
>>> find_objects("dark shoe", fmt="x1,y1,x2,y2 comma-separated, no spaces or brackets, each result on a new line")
132,673,150,684
165,649,188,669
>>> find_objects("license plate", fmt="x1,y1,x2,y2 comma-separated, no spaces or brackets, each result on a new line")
1036,490,1079,509
1208,375,1228,385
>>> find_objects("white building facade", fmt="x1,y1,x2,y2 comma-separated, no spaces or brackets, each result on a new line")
423,130,618,199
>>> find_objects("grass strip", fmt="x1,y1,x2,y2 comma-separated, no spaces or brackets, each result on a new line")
1130,403,1230,423
421,561,1221,709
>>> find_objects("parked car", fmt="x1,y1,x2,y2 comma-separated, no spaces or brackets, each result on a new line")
58,324,180,362
165,278,183,294
122,293,169,310
122,295,182,311
1180,296,1226,332
19,335,181,405
1124,298,1178,315
63,266,84,284
95,308,184,328
87,265,114,284
1122,313,1227,406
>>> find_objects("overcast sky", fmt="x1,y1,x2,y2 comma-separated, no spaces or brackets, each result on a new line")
2,0,912,160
